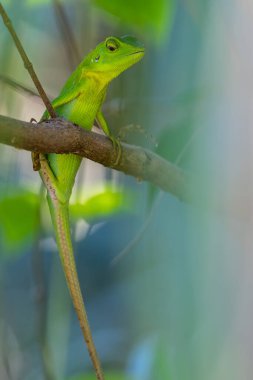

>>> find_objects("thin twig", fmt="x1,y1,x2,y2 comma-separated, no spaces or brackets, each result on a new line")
110,193,163,267
0,3,56,118
0,74,45,99
112,126,201,265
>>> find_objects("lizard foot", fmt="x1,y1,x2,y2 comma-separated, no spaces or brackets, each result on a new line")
109,135,122,166
30,118,41,171
32,151,41,171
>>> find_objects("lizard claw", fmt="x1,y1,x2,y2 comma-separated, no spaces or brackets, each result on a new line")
109,135,122,166
30,118,41,171
32,152,41,171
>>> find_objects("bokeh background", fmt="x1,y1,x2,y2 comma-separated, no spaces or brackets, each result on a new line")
1,0,253,379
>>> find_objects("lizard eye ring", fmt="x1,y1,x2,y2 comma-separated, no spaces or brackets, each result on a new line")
106,38,119,52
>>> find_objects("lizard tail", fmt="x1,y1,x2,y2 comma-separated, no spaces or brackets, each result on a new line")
47,197,104,380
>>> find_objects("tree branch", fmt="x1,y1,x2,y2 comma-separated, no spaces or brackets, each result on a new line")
0,114,190,201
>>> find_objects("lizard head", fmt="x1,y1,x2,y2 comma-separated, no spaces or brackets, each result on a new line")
83,36,145,81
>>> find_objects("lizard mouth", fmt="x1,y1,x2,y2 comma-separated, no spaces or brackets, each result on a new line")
127,50,145,55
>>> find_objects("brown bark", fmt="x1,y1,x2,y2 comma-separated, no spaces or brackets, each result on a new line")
0,115,190,201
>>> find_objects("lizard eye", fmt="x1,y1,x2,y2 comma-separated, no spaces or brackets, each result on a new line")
95,55,100,62
106,38,119,52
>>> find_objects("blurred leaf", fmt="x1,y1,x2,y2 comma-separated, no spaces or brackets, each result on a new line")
26,0,176,40
67,372,131,380
92,0,176,40
0,0,11,5
25,0,80,5
0,187,132,254
26,0,66,5
156,89,205,164
70,188,133,220
149,340,173,380
127,337,173,380
0,190,39,253
157,122,195,163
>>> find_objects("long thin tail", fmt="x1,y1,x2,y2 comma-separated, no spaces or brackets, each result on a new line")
48,197,104,380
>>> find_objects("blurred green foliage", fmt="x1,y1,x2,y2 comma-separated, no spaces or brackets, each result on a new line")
92,0,175,40
0,187,132,254
70,187,133,220
22,0,175,40
68,372,131,380
0,190,39,253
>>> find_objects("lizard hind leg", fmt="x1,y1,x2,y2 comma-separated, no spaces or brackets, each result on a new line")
39,153,68,205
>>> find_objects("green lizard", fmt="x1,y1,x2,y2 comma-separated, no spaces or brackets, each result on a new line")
35,36,144,380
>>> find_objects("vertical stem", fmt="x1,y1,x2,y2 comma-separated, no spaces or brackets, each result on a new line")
52,0,81,69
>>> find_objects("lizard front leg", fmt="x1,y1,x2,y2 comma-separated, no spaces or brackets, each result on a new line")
96,110,122,166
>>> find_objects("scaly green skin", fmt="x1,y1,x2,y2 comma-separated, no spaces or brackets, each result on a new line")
38,36,144,380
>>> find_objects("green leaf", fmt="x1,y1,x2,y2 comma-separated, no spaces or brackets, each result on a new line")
92,0,176,40
70,188,133,220
0,190,40,254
